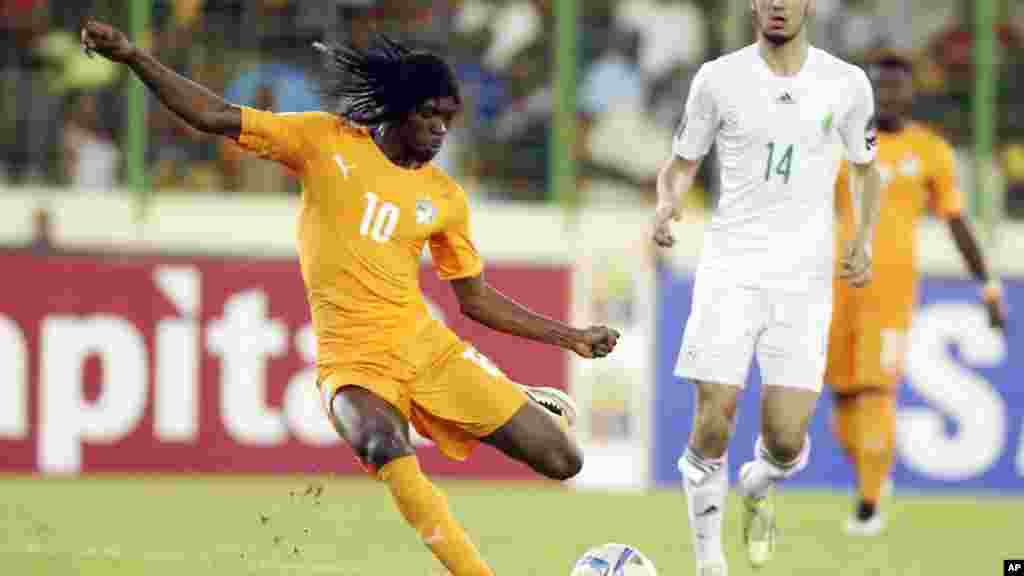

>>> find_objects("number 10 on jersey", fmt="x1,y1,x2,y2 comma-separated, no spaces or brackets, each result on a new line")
360,192,399,242
765,142,795,184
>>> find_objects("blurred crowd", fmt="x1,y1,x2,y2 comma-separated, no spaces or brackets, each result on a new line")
2,0,1024,216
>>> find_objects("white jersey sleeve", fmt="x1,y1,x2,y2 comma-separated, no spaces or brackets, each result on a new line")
838,67,877,165
672,64,720,160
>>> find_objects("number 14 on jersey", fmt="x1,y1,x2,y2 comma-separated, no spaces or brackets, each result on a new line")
765,142,795,184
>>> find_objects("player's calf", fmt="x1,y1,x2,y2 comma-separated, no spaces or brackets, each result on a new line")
689,381,741,458
483,401,583,481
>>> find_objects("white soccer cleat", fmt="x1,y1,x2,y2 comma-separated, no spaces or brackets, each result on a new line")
521,385,577,428
845,512,885,537
843,478,892,536
698,562,729,576
739,464,776,569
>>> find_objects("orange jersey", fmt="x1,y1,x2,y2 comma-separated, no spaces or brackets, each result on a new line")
834,122,963,318
235,107,483,370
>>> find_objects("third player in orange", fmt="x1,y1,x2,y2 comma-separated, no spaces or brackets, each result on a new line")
827,51,1007,536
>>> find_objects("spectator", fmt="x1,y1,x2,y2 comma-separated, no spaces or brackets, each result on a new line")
616,0,706,79
0,0,50,183
579,26,664,202
1005,143,1024,219
225,56,322,114
61,91,119,192
219,82,295,194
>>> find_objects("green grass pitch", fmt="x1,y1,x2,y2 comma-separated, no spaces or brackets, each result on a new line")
1,475,1021,575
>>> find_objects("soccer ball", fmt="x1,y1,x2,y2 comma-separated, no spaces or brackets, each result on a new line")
570,543,658,576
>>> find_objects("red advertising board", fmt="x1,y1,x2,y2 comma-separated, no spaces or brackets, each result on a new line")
0,251,570,478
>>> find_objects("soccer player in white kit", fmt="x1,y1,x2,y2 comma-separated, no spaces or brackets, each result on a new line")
652,1,883,575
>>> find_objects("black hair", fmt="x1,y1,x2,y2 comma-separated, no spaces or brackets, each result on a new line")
314,34,461,126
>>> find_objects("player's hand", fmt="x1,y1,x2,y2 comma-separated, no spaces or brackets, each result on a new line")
652,202,682,248
572,326,620,359
982,282,1008,333
839,239,872,288
81,19,135,63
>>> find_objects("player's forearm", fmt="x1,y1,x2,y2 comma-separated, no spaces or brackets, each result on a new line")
460,284,582,350
948,215,993,283
850,162,882,246
656,157,697,211
125,48,240,137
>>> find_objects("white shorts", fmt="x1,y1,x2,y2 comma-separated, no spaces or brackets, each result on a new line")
675,274,833,391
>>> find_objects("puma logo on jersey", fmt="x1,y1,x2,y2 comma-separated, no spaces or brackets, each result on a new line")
333,154,356,179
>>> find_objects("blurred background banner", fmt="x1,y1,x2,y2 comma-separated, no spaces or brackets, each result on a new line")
655,267,1024,493
0,245,569,479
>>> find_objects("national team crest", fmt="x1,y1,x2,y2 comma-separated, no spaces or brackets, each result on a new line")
416,198,437,225
899,157,922,177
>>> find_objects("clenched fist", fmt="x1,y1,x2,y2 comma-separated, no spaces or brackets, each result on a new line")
571,326,621,359
81,19,135,63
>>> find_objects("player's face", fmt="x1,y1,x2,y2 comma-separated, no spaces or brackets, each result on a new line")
874,66,914,122
752,0,812,46
400,96,461,163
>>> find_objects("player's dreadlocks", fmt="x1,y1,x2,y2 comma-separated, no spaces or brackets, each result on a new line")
313,35,461,127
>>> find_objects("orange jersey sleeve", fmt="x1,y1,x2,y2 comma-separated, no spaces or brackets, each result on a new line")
235,106,334,173
925,133,963,219
834,159,851,216
429,184,484,280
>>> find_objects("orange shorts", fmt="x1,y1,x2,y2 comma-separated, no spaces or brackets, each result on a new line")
318,329,528,470
826,283,912,393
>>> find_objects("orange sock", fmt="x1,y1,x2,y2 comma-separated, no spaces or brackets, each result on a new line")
851,392,897,505
379,456,494,576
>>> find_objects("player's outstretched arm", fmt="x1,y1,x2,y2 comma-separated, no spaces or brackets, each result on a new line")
450,274,619,359
81,19,240,138
652,156,701,248
947,216,1008,331
840,160,882,287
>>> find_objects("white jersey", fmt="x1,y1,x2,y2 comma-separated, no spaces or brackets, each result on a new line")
673,44,877,292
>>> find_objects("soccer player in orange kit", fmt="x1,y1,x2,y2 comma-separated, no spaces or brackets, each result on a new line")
827,51,1008,536
82,20,620,576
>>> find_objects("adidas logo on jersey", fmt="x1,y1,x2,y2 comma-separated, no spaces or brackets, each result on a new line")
777,92,795,104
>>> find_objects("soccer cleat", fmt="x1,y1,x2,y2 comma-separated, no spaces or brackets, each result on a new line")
740,464,776,569
520,385,577,428
845,512,885,537
698,562,729,576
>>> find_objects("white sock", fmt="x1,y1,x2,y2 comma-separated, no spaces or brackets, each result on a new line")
679,446,728,568
739,435,811,500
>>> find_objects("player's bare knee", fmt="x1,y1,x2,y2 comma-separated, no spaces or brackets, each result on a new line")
762,426,806,464
354,428,414,471
543,443,583,481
